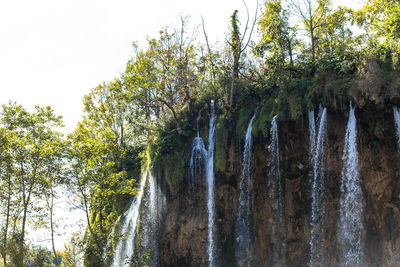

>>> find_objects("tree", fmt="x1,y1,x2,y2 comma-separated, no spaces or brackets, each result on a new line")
61,232,84,267
41,135,66,266
124,23,202,134
354,0,400,56
227,1,259,109
256,0,298,79
317,6,354,57
288,0,332,62
0,103,65,267
67,118,136,265
0,127,16,266
83,79,137,147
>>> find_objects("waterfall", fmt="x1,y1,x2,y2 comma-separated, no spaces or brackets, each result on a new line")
394,107,400,151
197,108,202,137
236,108,258,267
267,115,286,265
110,169,149,267
338,105,363,267
189,101,218,266
309,111,316,166
136,171,167,266
207,101,217,267
189,136,207,192
309,107,328,267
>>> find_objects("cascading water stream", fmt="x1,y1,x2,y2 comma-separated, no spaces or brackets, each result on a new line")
309,107,328,267
338,105,363,267
309,111,316,164
197,109,202,137
136,171,166,266
110,169,149,267
189,136,207,192
207,101,217,267
393,107,400,151
267,115,286,265
188,107,207,193
236,108,258,267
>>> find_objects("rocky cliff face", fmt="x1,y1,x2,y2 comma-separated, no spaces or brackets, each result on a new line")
156,104,400,267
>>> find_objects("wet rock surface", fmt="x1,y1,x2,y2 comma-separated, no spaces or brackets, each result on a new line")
158,107,400,267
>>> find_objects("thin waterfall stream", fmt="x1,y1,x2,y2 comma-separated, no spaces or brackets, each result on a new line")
267,115,286,265
188,101,218,266
309,107,328,267
136,171,166,266
338,105,363,267
235,108,258,267
189,108,207,192
394,106,400,151
110,169,149,267
189,136,207,192
309,111,316,165
207,101,217,267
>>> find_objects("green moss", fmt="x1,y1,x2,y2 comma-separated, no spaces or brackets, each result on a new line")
237,106,253,139
374,120,385,138
150,115,195,192
288,93,303,121
215,120,227,173
155,149,186,190
253,103,273,138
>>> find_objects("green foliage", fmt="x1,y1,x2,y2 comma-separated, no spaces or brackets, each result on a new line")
236,83,263,110
123,23,207,135
0,103,66,267
61,232,84,267
354,0,400,55
27,246,51,267
288,92,303,121
129,249,150,267
253,100,274,137
68,76,147,265
155,149,186,190
256,0,298,79
121,145,144,182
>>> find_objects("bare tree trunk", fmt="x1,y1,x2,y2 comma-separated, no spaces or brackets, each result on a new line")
229,10,241,109
19,204,28,267
159,99,183,134
310,22,315,62
47,190,60,266
2,180,11,266
288,40,294,78
120,123,124,147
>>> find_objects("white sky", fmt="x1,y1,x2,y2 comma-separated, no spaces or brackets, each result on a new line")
0,0,262,133
0,0,364,252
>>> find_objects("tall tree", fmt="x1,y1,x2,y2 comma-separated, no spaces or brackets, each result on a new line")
227,2,259,109
354,0,400,55
124,25,202,134
256,0,298,79
0,127,16,266
0,103,64,267
41,135,66,266
288,0,332,62
317,6,354,57
67,118,136,265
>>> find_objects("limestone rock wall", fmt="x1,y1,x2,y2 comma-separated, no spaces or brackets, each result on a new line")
157,107,400,267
